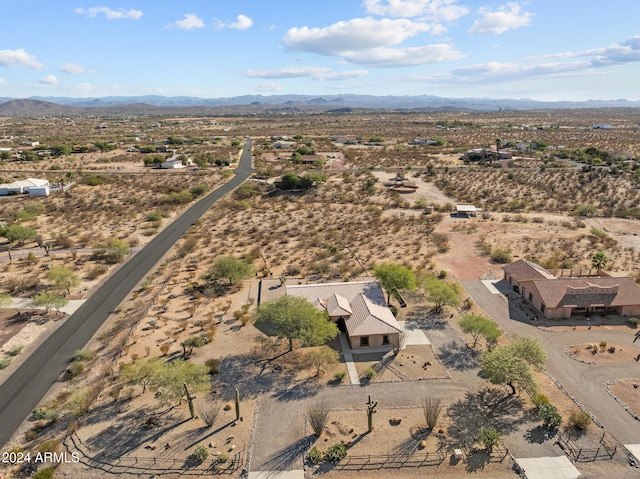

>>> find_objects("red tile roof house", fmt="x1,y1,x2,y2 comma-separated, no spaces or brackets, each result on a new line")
286,281,402,349
502,259,640,319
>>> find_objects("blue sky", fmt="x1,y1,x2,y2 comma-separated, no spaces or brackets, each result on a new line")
1,1,639,101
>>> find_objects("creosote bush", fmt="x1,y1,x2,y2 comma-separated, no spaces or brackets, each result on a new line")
190,445,209,464
569,410,591,430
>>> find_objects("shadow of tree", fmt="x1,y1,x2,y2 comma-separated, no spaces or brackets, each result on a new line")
85,407,190,457
405,310,447,331
525,425,557,444
272,378,322,402
447,388,527,445
465,450,491,473
259,436,311,471
393,427,429,455
438,341,480,370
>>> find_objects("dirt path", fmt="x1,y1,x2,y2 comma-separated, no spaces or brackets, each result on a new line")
432,217,501,281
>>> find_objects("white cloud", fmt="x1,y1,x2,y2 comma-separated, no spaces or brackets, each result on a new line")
0,49,44,69
229,14,253,30
174,13,205,30
284,18,435,55
468,2,533,35
588,35,640,66
39,74,59,85
363,0,469,21
343,43,463,66
251,82,282,92
74,6,143,20
0,77,6,84
244,66,368,81
61,62,92,74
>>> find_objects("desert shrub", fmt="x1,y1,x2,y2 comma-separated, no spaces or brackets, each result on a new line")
159,344,170,356
325,443,347,464
198,402,221,427
532,393,549,407
479,427,501,452
569,410,591,430
308,447,324,465
608,346,616,353
205,358,220,375
37,439,61,454
81,175,106,186
333,371,347,382
217,452,229,463
0,358,12,369
539,403,562,429
190,445,209,464
628,317,640,328
146,211,163,222
190,184,209,197
85,265,108,280
7,344,24,356
422,397,443,429
74,349,93,361
364,368,377,380
66,360,85,378
490,248,512,264
32,467,56,479
599,341,607,350
307,401,330,436
32,408,59,422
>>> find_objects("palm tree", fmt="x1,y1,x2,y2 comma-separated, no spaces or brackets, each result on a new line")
591,251,608,274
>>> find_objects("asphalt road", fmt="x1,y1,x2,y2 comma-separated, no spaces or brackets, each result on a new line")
462,279,640,445
0,141,253,448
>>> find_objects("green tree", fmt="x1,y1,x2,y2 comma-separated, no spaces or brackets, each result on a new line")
539,403,562,429
591,251,608,272
255,296,339,351
417,272,460,313
481,336,545,396
1,224,38,246
150,359,209,405
46,266,80,294
303,346,339,376
203,256,253,286
373,263,416,304
181,335,207,357
94,238,130,263
120,357,162,394
29,291,68,313
479,427,501,452
459,314,501,348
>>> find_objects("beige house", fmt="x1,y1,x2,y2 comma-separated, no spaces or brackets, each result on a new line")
286,281,402,349
503,259,640,319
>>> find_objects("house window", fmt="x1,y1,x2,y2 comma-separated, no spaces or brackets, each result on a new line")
382,335,390,345
541,304,546,314
360,336,369,347
528,293,533,302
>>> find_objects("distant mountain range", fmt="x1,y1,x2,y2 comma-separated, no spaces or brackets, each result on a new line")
0,94,638,117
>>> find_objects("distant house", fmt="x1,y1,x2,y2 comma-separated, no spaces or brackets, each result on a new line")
0,178,50,196
286,281,402,349
160,157,191,169
503,259,640,319
592,124,612,129
455,205,478,217
461,148,512,161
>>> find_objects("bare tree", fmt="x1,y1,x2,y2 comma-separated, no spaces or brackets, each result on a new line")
198,401,221,427
390,331,408,356
422,397,443,430
307,401,331,436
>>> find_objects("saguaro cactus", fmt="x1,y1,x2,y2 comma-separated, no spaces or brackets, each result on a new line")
235,388,240,421
184,382,196,419
366,394,377,433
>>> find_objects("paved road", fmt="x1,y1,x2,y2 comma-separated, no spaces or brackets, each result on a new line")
462,279,640,445
0,142,253,448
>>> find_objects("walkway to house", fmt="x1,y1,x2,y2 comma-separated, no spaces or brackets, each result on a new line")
515,456,580,479
338,333,360,385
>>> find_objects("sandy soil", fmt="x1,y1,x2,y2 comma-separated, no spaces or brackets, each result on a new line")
568,342,640,364
311,408,514,478
607,378,640,418
352,345,447,382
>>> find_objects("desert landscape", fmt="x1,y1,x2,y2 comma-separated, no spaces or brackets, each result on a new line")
1,109,640,479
